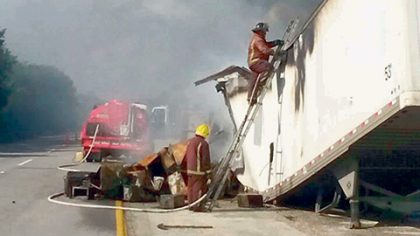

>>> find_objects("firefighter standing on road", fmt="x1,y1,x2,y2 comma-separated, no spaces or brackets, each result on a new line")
185,124,211,211
247,22,284,104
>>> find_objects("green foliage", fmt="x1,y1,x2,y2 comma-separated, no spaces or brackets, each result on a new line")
0,27,96,142
0,63,80,141
0,28,17,108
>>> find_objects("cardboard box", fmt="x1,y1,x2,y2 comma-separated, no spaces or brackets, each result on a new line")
100,162,128,199
123,184,156,202
167,172,187,195
159,194,186,209
168,141,189,165
159,148,177,173
64,171,90,198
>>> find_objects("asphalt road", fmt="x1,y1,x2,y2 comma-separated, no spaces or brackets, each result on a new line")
0,137,115,236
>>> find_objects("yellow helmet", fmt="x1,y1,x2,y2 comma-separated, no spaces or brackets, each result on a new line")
195,124,210,138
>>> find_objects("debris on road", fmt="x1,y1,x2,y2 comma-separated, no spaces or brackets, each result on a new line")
159,194,186,209
62,140,192,207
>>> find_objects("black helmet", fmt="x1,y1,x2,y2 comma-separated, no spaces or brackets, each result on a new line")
252,22,269,33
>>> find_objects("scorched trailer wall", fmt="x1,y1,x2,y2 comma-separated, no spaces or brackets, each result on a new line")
204,0,420,205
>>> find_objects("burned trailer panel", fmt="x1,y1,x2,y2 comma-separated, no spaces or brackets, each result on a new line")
196,0,420,222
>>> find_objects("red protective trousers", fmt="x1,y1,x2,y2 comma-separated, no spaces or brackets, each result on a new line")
187,175,208,207
247,60,273,100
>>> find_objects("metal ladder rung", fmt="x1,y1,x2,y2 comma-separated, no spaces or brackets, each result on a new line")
201,43,287,211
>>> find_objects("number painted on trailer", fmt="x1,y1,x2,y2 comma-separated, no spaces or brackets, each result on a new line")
385,64,392,81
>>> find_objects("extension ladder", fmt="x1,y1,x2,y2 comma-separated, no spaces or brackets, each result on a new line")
201,47,284,210
201,19,299,211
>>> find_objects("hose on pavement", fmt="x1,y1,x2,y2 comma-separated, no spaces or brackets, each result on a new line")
50,123,210,212
57,124,99,172
47,192,208,213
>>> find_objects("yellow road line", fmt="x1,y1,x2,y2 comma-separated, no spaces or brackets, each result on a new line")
115,200,127,236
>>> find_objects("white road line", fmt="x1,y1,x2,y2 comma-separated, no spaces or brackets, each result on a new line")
0,171,5,174
18,159,33,166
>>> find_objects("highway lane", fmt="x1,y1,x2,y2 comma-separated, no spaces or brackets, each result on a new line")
0,139,116,236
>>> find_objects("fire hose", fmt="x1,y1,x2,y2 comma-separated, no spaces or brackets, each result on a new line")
47,192,208,213
49,124,209,213
57,124,99,172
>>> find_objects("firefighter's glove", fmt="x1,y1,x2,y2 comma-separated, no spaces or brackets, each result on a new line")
272,39,284,47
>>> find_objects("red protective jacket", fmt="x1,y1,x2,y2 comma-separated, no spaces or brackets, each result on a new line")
185,135,211,176
248,32,276,67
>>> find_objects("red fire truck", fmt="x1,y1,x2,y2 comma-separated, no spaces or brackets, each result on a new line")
80,99,153,162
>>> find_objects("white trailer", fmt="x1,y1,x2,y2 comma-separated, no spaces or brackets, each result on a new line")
196,0,420,227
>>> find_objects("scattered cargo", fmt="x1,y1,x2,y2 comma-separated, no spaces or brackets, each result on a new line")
63,140,193,206
159,194,186,209
167,172,187,195
64,172,91,198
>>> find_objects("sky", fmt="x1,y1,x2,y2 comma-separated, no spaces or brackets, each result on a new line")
0,0,321,106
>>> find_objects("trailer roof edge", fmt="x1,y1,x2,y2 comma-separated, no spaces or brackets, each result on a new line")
285,0,329,51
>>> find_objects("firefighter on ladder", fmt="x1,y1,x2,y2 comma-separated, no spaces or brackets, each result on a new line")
247,22,284,104
185,124,212,211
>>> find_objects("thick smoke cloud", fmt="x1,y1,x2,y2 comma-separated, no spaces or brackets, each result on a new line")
0,0,321,105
